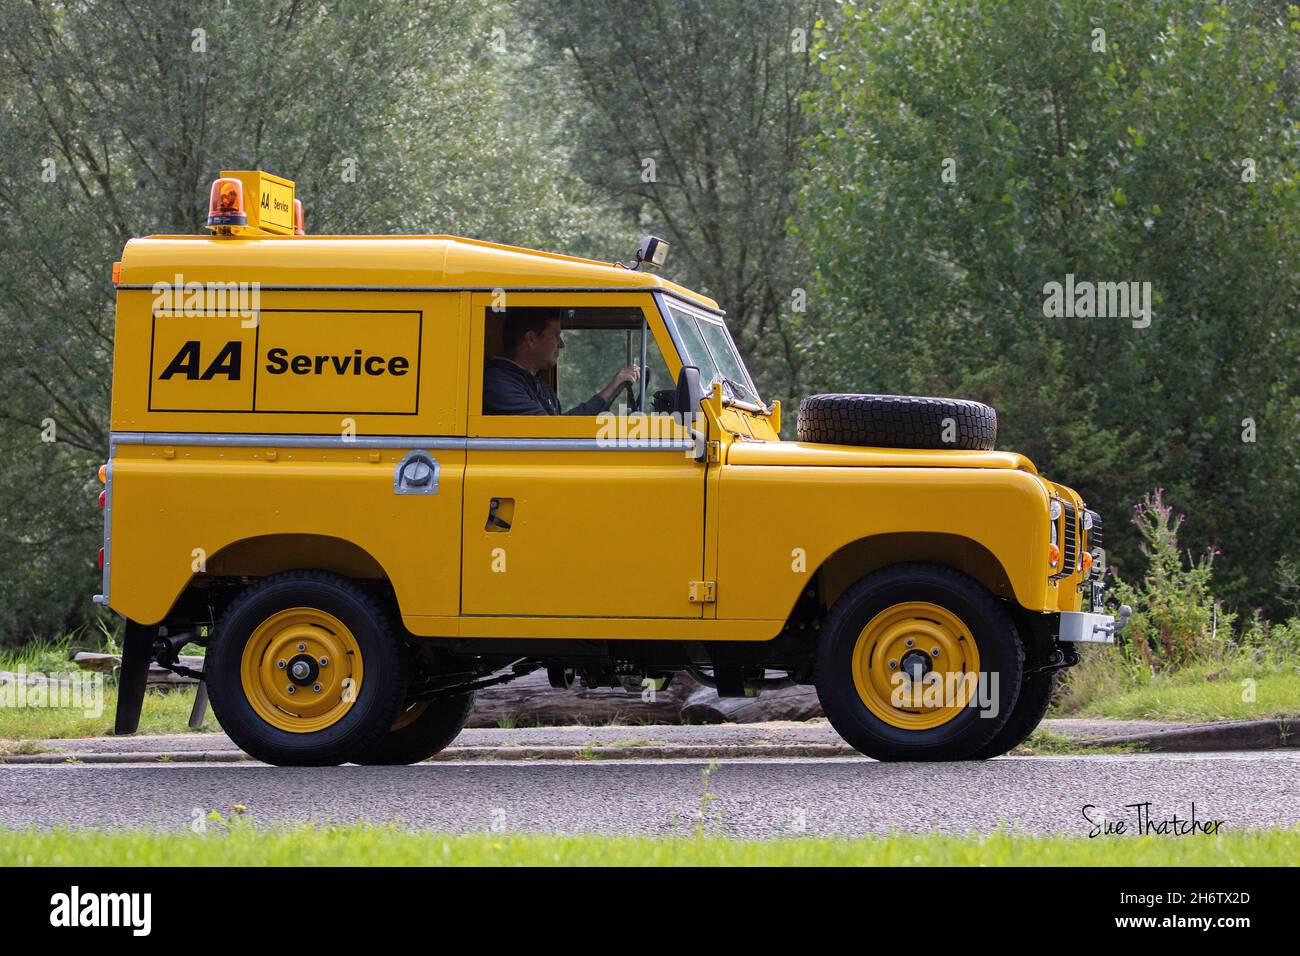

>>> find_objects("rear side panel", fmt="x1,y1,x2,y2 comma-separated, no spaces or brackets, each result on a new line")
103,285,466,625
110,289,464,437
107,440,465,625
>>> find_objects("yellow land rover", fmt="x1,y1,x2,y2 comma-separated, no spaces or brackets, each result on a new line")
96,171,1124,765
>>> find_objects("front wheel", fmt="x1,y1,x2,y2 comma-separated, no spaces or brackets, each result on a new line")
814,563,1023,761
205,571,408,766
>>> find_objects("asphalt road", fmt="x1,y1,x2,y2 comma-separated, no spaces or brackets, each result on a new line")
1,752,1295,837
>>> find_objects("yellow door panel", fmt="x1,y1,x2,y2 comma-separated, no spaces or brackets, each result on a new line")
460,449,706,618
461,291,706,620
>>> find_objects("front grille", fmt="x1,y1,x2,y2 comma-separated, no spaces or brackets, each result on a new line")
1086,509,1104,579
1087,510,1102,549
1062,501,1078,573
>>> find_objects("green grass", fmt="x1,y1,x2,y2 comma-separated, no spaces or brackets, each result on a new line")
0,637,94,675
1055,648,1300,721
1009,729,1143,756
0,686,219,742
0,825,1293,866
1,633,218,741
0,741,53,756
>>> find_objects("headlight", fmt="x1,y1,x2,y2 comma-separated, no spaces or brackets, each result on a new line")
1082,510,1094,530
1049,498,1062,521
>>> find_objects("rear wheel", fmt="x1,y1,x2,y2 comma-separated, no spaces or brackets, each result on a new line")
205,571,407,766
967,668,1058,759
814,563,1023,761
352,692,476,765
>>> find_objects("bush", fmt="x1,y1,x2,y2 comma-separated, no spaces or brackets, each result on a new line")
1056,488,1300,715
1236,611,1300,667
1105,488,1231,670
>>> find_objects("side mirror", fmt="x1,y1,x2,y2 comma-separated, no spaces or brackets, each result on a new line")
675,365,704,425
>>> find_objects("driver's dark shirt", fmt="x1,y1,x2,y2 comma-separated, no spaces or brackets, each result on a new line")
483,357,610,416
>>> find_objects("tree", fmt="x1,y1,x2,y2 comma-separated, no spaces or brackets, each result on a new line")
527,0,825,406
0,0,617,643
801,0,1300,611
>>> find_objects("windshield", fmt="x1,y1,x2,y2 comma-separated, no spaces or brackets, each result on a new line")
664,302,762,407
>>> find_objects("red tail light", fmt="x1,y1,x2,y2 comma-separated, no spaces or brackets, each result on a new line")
98,490,106,510
97,548,104,569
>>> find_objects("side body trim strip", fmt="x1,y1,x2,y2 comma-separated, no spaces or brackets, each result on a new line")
109,431,698,452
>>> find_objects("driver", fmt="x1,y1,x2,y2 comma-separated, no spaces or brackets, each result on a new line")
484,311,639,416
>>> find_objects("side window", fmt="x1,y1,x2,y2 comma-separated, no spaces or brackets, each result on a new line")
558,321,671,415
482,306,672,418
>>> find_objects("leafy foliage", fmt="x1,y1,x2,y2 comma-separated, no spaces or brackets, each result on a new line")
528,0,824,404
0,0,621,643
1108,489,1228,669
801,0,1300,612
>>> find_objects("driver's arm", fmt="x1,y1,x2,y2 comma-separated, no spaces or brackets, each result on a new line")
562,365,640,416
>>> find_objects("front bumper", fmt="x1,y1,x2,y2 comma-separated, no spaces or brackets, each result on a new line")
1057,607,1131,644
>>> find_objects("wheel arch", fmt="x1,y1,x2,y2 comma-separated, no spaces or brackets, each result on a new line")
156,534,399,627
813,532,1018,614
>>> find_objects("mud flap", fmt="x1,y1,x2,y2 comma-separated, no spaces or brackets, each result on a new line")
114,620,154,735
187,679,209,730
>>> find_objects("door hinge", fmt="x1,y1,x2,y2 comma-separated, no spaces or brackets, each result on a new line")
707,441,721,462
688,580,716,603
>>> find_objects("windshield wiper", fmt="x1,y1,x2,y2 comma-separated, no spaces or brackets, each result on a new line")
716,376,771,414
717,376,749,402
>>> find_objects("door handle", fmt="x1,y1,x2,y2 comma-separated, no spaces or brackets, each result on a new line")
486,497,513,531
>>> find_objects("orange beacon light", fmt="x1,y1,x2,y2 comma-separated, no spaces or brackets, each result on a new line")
206,177,247,228
293,198,305,235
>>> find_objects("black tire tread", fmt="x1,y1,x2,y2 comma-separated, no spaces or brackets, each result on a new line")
814,562,1023,761
205,570,407,767
967,668,1057,759
352,691,476,765
797,394,997,450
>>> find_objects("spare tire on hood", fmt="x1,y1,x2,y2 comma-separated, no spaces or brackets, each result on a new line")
796,394,997,451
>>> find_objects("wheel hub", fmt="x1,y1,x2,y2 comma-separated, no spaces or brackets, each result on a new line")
850,601,982,731
899,649,932,683
287,654,319,686
239,607,363,734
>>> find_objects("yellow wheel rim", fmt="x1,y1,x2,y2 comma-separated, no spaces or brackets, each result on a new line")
851,601,982,731
239,608,363,734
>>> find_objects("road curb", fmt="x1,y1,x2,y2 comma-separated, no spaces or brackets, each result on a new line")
3,718,1294,764
0,750,249,765
0,743,861,765
1074,718,1297,752
429,744,860,761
